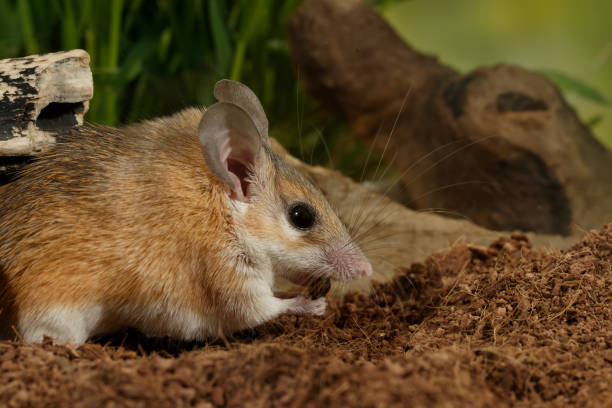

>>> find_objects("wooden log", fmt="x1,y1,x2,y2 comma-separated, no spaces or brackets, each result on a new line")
0,49,93,157
287,0,612,235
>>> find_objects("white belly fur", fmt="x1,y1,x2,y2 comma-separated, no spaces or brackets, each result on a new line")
18,303,220,344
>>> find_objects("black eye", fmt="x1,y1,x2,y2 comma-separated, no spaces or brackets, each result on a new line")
288,203,316,230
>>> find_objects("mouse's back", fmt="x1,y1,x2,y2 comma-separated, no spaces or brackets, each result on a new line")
0,108,247,342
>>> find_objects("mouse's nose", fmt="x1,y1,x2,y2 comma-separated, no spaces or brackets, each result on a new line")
360,260,374,278
354,256,373,278
326,244,373,282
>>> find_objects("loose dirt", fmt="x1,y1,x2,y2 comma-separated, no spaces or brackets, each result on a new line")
1,225,610,407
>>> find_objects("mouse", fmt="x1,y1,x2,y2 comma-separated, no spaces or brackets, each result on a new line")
0,79,373,344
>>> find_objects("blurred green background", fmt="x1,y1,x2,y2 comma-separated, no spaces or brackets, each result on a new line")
0,0,609,179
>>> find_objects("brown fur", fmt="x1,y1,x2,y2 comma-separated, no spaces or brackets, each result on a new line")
0,109,253,334
245,148,348,252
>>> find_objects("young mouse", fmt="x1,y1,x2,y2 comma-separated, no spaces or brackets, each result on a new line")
0,80,372,344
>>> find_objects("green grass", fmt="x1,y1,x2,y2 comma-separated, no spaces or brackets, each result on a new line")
0,0,398,179
2,1,314,124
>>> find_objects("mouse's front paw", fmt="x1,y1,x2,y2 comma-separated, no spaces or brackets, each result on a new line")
287,296,327,316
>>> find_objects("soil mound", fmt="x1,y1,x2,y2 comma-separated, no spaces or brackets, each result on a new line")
1,225,610,407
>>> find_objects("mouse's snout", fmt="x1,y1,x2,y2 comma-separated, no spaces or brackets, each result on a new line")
325,244,373,282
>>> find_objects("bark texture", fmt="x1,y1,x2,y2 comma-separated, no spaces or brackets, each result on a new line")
287,0,612,235
0,49,92,157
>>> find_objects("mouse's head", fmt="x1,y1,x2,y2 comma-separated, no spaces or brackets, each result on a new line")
198,80,372,284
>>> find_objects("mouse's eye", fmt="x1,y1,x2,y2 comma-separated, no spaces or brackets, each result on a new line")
288,203,316,230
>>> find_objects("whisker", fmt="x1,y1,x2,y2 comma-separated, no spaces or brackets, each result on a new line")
295,70,304,161
374,150,399,185
412,180,492,202
416,207,478,224
344,185,402,239
378,138,463,198
359,124,382,184
315,127,334,170
349,201,404,243
372,85,412,182
401,135,496,191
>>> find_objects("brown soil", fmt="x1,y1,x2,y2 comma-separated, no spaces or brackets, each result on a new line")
1,225,610,407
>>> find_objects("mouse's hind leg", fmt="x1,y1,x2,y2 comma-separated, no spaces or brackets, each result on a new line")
18,305,104,344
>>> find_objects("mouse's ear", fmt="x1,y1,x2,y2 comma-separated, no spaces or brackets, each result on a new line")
213,80,269,144
198,102,262,202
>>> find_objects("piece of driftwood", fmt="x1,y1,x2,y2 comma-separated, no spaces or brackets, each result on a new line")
0,49,93,157
287,0,612,235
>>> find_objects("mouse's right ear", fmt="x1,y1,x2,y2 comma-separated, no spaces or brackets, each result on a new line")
213,79,269,143
198,102,263,203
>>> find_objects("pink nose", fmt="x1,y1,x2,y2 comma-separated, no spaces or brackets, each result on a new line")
357,267,371,278
326,245,373,282
356,259,373,278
